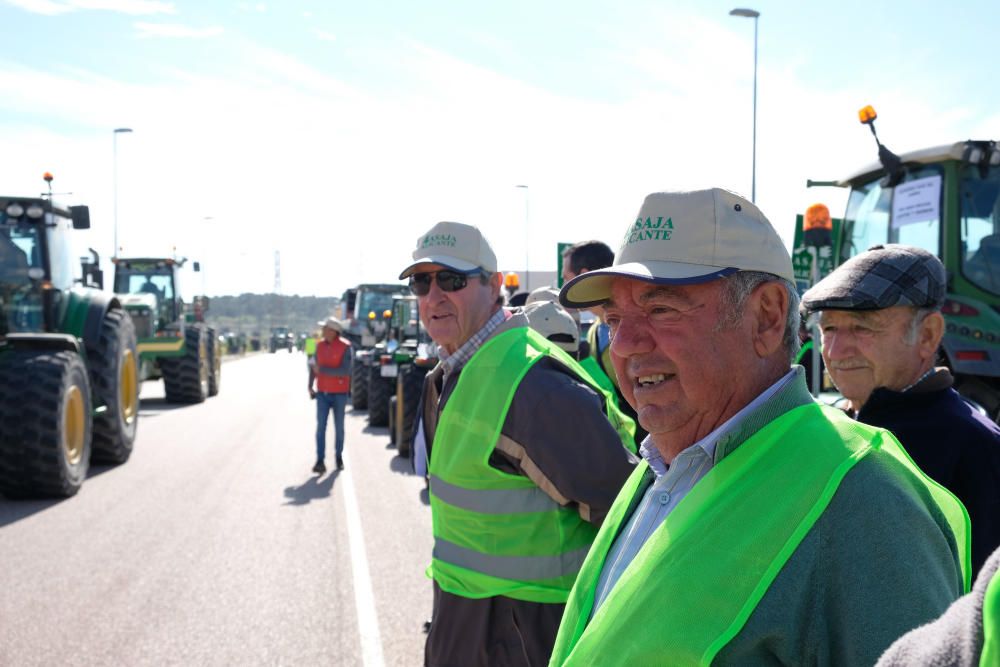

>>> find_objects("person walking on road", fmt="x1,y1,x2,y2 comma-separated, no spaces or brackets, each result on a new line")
549,188,970,666
399,221,638,667
802,243,1000,577
308,317,352,474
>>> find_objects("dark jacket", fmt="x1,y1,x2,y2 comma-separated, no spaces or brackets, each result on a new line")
877,545,1000,666
857,369,1000,577
421,314,638,667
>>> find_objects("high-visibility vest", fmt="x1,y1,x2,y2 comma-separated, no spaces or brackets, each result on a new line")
304,337,317,356
428,327,636,604
983,568,1000,667
315,338,350,393
549,403,970,666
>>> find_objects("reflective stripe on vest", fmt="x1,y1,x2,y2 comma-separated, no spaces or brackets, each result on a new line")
428,327,635,603
982,567,1000,667
549,403,970,666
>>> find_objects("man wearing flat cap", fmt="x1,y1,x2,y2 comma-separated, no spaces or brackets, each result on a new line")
802,244,1000,577
548,188,970,666
308,316,351,474
400,221,637,667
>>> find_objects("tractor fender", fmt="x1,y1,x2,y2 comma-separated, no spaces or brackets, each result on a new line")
2,333,83,355
63,288,122,356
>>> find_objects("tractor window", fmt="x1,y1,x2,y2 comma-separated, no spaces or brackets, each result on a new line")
842,165,943,261
960,165,1000,296
359,290,396,319
0,225,41,281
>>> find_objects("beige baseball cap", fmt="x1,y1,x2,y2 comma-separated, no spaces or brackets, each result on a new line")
524,301,579,353
560,188,794,307
398,221,498,279
525,286,580,323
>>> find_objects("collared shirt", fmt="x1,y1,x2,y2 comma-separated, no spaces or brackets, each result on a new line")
439,307,507,383
590,367,804,616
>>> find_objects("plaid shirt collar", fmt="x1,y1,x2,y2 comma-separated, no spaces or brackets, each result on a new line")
439,307,507,381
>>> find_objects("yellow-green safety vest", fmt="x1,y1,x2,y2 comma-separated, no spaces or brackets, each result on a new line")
549,402,970,666
304,337,317,356
983,567,1000,667
428,327,636,604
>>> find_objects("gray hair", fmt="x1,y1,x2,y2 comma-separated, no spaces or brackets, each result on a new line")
716,271,801,363
904,307,938,345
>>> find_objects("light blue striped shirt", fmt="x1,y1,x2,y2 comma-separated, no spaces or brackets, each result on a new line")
590,368,800,616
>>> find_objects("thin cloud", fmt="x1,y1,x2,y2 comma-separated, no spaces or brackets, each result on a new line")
4,0,175,14
312,29,336,42
133,22,223,38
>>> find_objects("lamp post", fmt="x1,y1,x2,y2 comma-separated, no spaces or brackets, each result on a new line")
729,8,759,203
112,127,133,258
516,185,529,291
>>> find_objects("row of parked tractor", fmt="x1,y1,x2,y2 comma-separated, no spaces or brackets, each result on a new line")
0,174,223,499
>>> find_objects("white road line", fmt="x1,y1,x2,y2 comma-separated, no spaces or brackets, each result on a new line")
340,456,386,667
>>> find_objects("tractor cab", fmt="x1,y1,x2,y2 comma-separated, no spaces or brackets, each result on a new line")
112,257,185,338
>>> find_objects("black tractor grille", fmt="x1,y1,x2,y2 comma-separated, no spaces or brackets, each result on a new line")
126,307,153,339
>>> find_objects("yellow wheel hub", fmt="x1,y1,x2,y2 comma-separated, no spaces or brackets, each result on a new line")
120,349,138,423
63,385,86,466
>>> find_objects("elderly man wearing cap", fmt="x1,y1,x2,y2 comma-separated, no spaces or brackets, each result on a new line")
399,221,638,667
548,188,970,666
802,244,1000,577
307,317,352,474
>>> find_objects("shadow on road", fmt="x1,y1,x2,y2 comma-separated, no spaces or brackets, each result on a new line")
0,464,116,526
389,455,415,476
282,472,339,506
419,486,429,506
362,425,389,436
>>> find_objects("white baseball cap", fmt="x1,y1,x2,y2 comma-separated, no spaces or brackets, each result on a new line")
560,188,794,307
524,301,579,353
398,221,498,279
318,316,344,333
525,286,580,323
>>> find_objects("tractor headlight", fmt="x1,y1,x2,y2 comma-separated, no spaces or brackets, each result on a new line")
25,204,44,219
5,203,23,218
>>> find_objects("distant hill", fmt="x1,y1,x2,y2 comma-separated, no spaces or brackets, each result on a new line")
207,293,342,336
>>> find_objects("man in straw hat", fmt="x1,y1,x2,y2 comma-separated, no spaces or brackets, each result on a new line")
399,221,637,666
548,188,969,666
308,316,351,474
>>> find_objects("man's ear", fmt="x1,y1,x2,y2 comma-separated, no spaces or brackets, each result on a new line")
749,282,789,358
918,311,945,361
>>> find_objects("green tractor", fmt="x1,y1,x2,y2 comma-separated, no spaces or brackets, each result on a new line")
338,283,409,412
385,295,437,457
113,257,221,403
0,178,139,497
806,105,1000,422
268,325,294,353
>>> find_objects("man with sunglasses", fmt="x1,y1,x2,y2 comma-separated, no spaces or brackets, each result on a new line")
400,221,638,667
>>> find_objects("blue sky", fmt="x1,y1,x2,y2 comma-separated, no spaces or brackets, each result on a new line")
2,0,999,296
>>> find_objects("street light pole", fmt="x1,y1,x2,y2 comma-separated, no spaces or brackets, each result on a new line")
729,8,759,203
112,127,133,258
516,185,529,291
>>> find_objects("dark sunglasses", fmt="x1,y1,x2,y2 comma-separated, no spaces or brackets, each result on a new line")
409,270,477,296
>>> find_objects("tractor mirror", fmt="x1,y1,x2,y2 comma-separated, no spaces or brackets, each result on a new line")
193,261,201,272
70,205,91,229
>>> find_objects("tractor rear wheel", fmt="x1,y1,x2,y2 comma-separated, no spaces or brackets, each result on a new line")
397,364,428,459
367,364,392,427
0,350,92,498
351,356,368,410
161,325,208,404
90,308,139,464
388,395,397,445
206,326,221,397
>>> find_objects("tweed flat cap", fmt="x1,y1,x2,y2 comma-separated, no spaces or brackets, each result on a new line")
801,244,946,312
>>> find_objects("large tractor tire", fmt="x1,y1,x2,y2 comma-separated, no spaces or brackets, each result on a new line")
367,364,392,427
397,364,428,458
0,350,93,498
89,308,140,464
351,356,368,410
206,326,221,397
161,325,208,404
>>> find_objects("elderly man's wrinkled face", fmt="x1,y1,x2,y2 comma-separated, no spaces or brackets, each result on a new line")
603,277,754,445
414,264,501,355
818,306,930,409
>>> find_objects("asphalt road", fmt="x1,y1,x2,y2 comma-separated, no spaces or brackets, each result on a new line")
0,351,433,666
